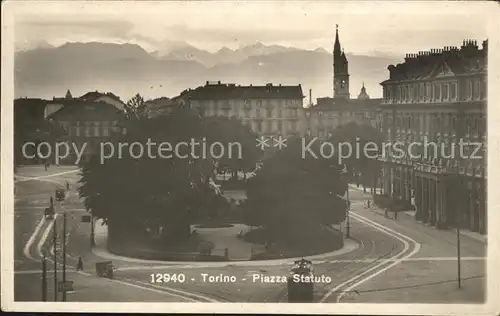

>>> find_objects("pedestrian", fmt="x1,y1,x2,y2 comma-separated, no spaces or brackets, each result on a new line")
384,207,389,218
66,182,70,190
367,200,371,208
76,256,83,271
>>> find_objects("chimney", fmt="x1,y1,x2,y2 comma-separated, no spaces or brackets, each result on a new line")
309,89,312,106
483,40,488,51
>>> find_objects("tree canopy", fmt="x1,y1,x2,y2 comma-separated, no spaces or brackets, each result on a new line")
15,117,67,165
242,136,348,241
203,116,261,177
327,122,383,184
78,107,262,239
124,93,148,120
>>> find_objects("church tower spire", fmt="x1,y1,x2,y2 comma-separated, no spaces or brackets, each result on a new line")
334,24,341,57
333,25,350,100
358,82,370,100
65,89,73,99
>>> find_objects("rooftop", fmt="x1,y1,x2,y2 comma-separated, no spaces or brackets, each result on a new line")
46,100,125,121
311,96,382,111
79,91,122,102
51,90,123,103
382,39,487,83
178,81,304,100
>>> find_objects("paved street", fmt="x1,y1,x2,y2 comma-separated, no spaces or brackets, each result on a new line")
13,166,486,303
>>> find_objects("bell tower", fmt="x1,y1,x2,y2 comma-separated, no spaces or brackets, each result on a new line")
333,25,350,99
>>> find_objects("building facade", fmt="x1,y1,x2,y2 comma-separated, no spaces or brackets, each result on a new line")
305,26,382,139
46,90,126,163
45,90,124,118
145,97,177,118
177,81,306,138
14,98,53,165
380,40,487,234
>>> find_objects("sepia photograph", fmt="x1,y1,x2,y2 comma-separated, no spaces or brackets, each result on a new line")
1,1,498,314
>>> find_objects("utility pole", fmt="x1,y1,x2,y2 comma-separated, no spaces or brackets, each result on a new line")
457,210,461,288
346,188,350,238
62,212,67,301
90,213,95,248
53,216,58,301
346,171,351,238
454,159,462,289
455,110,464,289
41,255,47,301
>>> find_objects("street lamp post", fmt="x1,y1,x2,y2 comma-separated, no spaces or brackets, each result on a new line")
343,168,351,239
62,211,67,301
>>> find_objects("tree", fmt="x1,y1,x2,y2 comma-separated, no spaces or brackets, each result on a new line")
124,93,148,120
328,122,383,193
15,117,67,165
243,136,348,244
78,106,260,243
204,116,262,180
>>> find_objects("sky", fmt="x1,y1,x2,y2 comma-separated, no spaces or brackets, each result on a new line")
11,1,490,55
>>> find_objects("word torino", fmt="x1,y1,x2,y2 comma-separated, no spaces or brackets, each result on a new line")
100,138,242,163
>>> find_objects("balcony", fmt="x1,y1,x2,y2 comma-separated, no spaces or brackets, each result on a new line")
413,160,485,178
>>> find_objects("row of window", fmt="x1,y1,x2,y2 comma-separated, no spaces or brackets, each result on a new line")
204,108,300,118
316,111,376,119
385,113,486,139
61,120,119,127
201,99,302,108
383,78,486,103
66,126,121,137
250,120,298,134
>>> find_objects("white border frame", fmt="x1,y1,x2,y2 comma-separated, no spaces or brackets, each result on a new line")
2,1,499,314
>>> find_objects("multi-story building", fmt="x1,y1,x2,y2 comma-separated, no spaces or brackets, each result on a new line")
46,90,126,163
176,81,305,137
45,89,124,118
14,98,51,164
380,39,487,234
144,97,176,118
305,26,382,139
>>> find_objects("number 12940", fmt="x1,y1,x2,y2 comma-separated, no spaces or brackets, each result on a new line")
150,273,186,283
